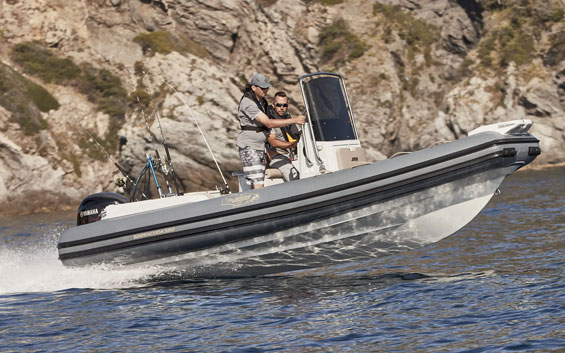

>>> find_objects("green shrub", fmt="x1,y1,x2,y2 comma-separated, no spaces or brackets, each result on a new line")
133,31,209,58
373,3,438,58
424,46,433,67
78,64,127,119
178,36,209,58
134,61,146,76
76,63,127,154
477,34,496,67
459,56,475,77
404,18,436,47
255,0,278,6
54,138,84,177
103,118,124,154
0,70,8,93
408,77,419,96
319,19,368,64
314,0,344,4
75,64,127,152
11,42,81,84
11,42,129,151
7,41,134,168
128,87,151,111
500,30,535,66
68,153,82,177
10,100,48,135
26,81,60,112
130,61,152,110
482,0,508,11
543,32,565,67
475,1,562,70
78,133,106,161
133,31,175,55
0,62,55,135
550,8,564,22
477,25,536,68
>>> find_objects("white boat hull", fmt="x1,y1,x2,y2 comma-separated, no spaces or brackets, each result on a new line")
136,167,510,276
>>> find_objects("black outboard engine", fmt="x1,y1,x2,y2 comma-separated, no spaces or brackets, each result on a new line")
77,192,129,226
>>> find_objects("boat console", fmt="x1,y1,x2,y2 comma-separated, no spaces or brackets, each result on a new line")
261,73,368,188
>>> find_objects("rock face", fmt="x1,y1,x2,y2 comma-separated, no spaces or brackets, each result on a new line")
0,0,563,214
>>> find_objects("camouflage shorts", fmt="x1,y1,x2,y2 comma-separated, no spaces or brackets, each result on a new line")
239,147,266,186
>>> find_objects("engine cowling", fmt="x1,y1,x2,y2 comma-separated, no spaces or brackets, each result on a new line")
76,192,129,226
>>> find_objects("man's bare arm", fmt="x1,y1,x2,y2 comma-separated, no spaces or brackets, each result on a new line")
256,113,306,128
267,133,297,149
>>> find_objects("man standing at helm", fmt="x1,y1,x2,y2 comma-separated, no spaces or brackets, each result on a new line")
237,73,306,189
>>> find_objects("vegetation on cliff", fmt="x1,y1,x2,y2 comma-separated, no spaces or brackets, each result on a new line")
133,31,209,58
11,42,81,84
0,62,57,135
11,42,128,155
469,0,563,74
373,3,438,67
319,19,368,66
372,3,440,101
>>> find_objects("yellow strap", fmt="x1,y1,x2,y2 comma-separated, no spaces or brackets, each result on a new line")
286,132,296,143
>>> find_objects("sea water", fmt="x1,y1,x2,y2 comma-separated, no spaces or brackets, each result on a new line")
0,167,563,352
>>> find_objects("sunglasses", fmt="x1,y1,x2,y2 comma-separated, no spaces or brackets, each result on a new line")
275,103,288,108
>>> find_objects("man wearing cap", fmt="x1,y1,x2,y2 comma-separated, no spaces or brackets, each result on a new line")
237,73,306,189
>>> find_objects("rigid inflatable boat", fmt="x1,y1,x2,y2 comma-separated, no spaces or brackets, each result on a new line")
58,72,541,275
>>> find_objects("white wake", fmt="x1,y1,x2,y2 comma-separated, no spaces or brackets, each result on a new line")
0,222,165,295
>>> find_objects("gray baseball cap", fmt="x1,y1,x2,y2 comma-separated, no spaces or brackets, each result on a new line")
250,73,271,89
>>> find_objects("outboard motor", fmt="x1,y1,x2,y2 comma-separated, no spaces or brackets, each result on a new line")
77,192,129,226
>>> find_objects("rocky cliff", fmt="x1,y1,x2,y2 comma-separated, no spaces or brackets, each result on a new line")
0,0,563,215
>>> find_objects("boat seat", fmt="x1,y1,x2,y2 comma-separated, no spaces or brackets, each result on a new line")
265,168,283,179
336,147,369,170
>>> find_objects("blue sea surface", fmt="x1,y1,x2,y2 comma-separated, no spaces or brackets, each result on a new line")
0,167,563,352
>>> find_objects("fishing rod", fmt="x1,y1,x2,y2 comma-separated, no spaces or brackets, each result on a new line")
149,89,184,196
135,93,166,199
163,80,231,194
133,71,183,197
81,128,144,198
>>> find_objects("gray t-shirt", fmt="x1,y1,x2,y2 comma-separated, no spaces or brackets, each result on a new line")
237,97,268,150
